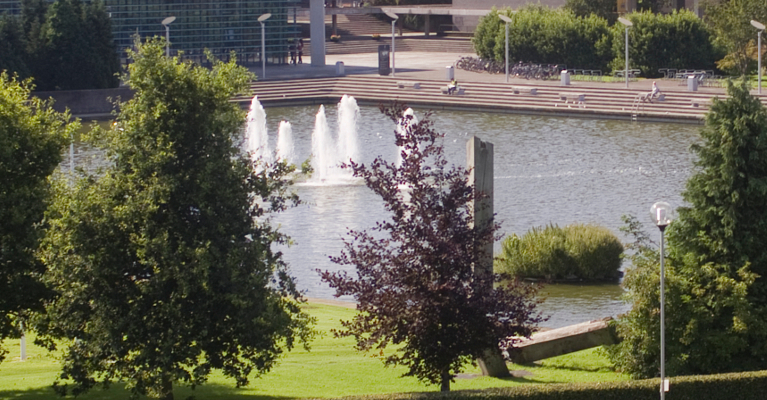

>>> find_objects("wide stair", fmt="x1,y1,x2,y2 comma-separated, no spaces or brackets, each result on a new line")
235,76,720,123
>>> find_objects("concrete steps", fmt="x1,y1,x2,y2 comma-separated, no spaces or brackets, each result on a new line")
238,76,718,123
304,37,475,56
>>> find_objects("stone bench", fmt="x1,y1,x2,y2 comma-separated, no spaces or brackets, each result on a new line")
558,93,586,103
441,86,465,95
397,81,421,89
512,86,538,95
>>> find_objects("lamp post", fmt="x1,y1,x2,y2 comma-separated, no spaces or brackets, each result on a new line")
751,20,765,95
499,14,512,83
384,11,398,77
259,13,272,80
161,16,176,57
618,17,633,89
651,201,674,400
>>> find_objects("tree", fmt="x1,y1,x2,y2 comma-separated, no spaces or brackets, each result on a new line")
37,38,314,400
83,0,120,89
706,0,767,75
608,79,767,377
564,0,617,25
40,0,93,90
320,104,543,392
609,10,720,78
0,72,72,364
0,15,30,78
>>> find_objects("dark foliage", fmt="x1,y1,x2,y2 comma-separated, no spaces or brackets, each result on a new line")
320,104,543,392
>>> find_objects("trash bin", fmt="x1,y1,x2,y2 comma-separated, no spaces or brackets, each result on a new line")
446,65,454,80
335,61,345,76
687,75,698,92
561,70,570,86
378,45,391,76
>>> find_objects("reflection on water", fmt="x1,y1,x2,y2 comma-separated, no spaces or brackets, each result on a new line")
536,283,627,328
70,106,700,328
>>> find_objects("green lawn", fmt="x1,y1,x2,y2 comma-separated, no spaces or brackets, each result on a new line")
0,302,629,399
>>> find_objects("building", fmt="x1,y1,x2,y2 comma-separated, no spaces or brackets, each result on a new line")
0,0,301,65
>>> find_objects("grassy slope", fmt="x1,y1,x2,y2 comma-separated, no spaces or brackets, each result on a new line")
0,302,628,399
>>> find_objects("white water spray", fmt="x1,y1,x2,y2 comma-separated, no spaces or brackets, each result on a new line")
396,108,418,167
276,120,296,166
245,96,271,164
337,94,360,166
311,105,334,181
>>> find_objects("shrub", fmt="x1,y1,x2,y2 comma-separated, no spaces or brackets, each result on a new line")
332,369,767,400
371,33,380,40
608,10,722,78
473,6,613,72
497,224,623,281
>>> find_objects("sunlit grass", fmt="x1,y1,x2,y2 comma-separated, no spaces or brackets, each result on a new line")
0,302,628,399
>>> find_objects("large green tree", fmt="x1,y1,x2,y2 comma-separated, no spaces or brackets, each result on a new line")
0,72,72,363
564,0,617,25
706,0,767,75
609,79,767,377
0,15,30,78
37,38,314,399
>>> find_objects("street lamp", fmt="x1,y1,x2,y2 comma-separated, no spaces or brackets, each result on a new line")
651,201,674,400
618,17,633,89
161,16,176,57
259,13,272,80
499,14,512,83
384,11,398,77
751,20,765,95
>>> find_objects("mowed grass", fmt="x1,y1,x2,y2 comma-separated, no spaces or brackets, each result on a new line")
0,302,629,399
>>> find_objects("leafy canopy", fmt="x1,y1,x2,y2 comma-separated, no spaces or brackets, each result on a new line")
0,72,73,364
608,80,767,377
37,38,314,400
320,104,542,392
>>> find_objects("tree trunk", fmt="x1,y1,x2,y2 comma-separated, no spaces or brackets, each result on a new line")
160,375,174,400
440,370,451,392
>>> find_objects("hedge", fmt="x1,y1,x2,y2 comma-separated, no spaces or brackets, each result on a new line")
332,370,767,399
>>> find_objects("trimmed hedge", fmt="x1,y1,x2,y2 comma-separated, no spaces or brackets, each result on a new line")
332,370,767,399
496,224,623,281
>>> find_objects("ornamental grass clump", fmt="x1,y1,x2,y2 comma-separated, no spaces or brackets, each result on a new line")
497,224,623,281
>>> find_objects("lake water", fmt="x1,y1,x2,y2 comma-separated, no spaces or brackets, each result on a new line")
71,104,700,328
259,103,699,328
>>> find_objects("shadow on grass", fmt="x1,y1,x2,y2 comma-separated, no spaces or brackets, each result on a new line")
0,383,297,400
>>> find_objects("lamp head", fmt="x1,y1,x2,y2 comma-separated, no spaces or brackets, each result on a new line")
499,15,512,24
651,202,674,228
752,20,766,31
618,17,633,27
258,13,272,22
384,11,398,21
161,16,176,26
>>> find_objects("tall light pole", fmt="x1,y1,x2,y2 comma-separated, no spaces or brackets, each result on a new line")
259,13,272,80
385,11,398,77
499,14,512,83
751,20,765,95
651,201,673,400
161,16,176,57
618,17,633,89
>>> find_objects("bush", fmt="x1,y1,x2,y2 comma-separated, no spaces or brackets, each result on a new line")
473,6,613,72
497,224,623,281
331,370,767,399
608,10,722,78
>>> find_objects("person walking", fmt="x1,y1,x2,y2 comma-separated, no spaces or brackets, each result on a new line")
297,39,304,64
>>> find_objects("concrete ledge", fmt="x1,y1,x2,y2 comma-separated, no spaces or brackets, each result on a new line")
33,87,133,120
513,86,537,95
508,317,616,364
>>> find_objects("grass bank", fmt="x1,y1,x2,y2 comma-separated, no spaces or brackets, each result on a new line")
0,302,628,399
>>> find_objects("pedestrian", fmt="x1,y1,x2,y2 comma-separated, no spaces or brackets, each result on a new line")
297,39,304,64
289,41,296,65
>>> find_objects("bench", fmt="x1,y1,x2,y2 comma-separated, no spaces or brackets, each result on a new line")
441,86,465,95
397,81,421,89
512,86,538,95
558,93,586,103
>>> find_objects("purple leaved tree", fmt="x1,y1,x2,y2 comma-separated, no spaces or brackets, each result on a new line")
319,104,543,392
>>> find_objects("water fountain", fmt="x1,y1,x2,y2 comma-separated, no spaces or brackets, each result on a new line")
276,121,296,166
245,96,271,164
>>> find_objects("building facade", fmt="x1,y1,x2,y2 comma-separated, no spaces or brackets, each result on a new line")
0,0,301,65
